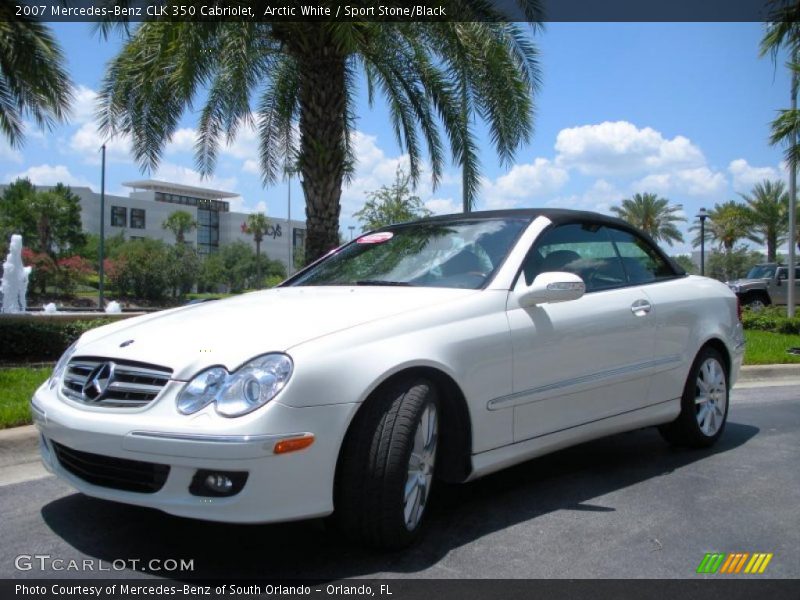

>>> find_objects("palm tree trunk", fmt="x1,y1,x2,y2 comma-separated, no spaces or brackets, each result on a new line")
297,43,346,263
255,238,262,287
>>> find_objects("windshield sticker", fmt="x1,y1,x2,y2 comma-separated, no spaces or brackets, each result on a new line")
357,232,394,244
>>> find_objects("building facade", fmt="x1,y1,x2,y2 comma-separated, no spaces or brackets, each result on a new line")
49,180,304,273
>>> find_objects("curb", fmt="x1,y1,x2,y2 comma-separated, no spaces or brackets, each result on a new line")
738,364,800,382
0,365,796,463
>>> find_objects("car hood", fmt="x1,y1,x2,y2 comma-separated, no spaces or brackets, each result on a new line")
727,278,766,288
75,286,476,379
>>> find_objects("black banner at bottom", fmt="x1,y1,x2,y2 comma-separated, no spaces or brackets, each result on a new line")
3,579,800,600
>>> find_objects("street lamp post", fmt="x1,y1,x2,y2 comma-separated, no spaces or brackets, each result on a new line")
98,144,106,310
696,207,708,276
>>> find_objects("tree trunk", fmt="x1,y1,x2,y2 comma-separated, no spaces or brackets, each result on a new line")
255,237,262,288
296,39,346,264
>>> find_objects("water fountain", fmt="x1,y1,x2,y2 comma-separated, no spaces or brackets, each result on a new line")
1,235,32,314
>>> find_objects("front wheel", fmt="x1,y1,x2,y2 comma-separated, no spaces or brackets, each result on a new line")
659,347,729,448
333,377,439,549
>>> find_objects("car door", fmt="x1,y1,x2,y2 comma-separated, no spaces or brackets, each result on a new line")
604,226,690,405
770,267,800,305
502,222,657,443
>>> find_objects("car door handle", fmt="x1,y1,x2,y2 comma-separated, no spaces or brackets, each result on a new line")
631,299,652,316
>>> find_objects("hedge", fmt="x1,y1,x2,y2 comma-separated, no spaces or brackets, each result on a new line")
742,307,800,335
0,317,114,362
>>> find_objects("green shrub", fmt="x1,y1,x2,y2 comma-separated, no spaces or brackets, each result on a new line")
742,307,800,335
0,318,113,362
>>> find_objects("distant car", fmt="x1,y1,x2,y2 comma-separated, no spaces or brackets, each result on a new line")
32,209,745,549
727,263,800,309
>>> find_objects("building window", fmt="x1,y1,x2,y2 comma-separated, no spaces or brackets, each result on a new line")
293,228,306,249
111,206,127,227
131,208,145,229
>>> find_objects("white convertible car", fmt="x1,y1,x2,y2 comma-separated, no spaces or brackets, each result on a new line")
32,209,744,548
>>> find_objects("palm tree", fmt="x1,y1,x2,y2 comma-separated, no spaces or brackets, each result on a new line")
96,11,542,263
0,1,73,147
690,201,760,282
162,210,197,244
690,201,759,253
610,192,686,245
740,180,788,262
243,212,270,287
760,10,800,166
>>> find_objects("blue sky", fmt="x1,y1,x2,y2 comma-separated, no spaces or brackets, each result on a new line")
1,22,791,254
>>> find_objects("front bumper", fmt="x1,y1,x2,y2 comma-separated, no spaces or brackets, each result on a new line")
32,382,357,523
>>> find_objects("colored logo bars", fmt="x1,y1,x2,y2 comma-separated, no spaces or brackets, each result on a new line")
697,552,774,574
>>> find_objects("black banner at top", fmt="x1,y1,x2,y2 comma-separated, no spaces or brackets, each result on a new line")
0,0,789,23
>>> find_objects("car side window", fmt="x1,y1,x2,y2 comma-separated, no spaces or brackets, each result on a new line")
606,227,676,284
522,223,627,292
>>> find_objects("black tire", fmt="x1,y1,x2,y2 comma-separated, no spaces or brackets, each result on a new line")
743,292,770,310
332,377,439,550
659,347,729,448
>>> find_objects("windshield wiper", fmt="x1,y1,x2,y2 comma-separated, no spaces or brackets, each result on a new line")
355,280,415,286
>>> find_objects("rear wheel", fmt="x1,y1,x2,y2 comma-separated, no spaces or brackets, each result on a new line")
743,292,769,311
659,347,729,448
333,377,439,549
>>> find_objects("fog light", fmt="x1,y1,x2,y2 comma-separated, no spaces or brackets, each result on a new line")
205,473,233,493
189,469,248,497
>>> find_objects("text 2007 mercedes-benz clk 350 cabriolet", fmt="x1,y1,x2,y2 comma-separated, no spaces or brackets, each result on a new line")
32,209,744,548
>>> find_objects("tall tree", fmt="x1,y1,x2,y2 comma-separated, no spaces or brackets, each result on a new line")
242,212,270,287
162,210,197,244
96,11,542,263
691,201,760,253
354,167,432,231
610,192,686,245
0,1,73,147
740,179,789,262
0,179,85,256
761,7,800,167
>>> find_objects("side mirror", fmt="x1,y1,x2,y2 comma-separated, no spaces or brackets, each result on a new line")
517,271,586,307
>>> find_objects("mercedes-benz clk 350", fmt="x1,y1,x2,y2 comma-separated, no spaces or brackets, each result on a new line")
32,209,744,548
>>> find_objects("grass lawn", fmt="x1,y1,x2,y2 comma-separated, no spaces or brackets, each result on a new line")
0,368,50,429
744,330,800,365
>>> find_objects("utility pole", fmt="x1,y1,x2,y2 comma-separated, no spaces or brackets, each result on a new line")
789,49,797,318
287,172,293,276
98,144,106,310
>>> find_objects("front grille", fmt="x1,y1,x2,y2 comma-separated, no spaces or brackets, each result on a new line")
61,358,172,408
52,441,170,494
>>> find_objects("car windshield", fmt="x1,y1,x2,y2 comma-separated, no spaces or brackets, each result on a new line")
746,265,776,279
286,218,529,289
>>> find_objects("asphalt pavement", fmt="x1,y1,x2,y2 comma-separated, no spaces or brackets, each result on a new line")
0,383,797,580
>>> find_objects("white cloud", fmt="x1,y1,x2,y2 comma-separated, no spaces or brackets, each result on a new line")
69,121,132,164
242,159,260,175
152,161,238,193
555,121,705,176
425,197,460,215
633,166,727,197
0,139,22,163
72,85,98,123
728,159,783,192
481,158,569,209
166,128,197,154
7,164,93,188
545,179,623,214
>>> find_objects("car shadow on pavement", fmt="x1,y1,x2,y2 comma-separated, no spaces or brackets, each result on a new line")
41,421,758,580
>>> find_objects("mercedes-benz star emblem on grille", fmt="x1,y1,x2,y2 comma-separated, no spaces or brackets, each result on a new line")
81,362,116,401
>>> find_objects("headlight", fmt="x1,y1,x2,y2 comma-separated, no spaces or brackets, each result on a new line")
176,354,293,418
49,341,77,389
